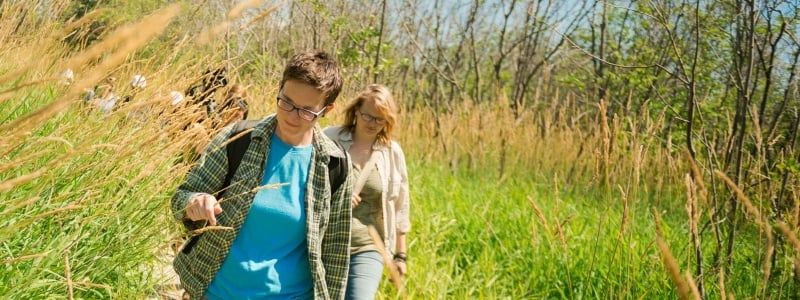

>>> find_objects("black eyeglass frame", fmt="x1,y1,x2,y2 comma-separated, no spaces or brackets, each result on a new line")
276,92,328,122
358,110,387,125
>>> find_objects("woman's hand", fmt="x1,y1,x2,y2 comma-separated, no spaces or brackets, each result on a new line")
393,252,408,277
395,260,407,276
351,194,362,207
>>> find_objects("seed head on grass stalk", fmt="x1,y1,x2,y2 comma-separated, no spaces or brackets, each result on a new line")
714,170,777,299
527,196,552,249
0,6,107,85
0,169,45,192
775,222,800,257
196,0,269,45
718,264,728,300
0,197,38,217
182,226,234,239
239,3,284,31
684,174,699,244
65,250,74,300
215,183,288,205
652,207,700,300
618,185,629,240
2,251,51,265
178,183,286,221
683,147,707,205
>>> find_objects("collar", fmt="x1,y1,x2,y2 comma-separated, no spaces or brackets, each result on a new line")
251,114,346,159
330,126,389,151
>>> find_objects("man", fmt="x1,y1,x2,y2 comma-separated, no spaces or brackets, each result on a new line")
171,50,353,300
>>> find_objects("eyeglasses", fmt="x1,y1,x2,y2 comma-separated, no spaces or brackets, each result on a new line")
359,111,386,125
276,93,327,122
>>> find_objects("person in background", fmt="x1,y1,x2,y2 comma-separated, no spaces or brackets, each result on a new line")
122,74,147,104
185,66,228,124
59,68,74,86
171,50,353,300
220,83,250,127
85,76,119,115
169,90,185,106
324,84,411,300
121,74,149,121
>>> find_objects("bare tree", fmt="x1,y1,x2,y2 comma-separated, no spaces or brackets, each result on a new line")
510,0,588,119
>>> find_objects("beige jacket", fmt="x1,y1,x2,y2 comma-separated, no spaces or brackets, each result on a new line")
324,126,410,253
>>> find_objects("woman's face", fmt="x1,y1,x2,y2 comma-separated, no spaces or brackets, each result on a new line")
355,99,387,139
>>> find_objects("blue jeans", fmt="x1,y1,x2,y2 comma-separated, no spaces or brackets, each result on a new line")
346,251,384,300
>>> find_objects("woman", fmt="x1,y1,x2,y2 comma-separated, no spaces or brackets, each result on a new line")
324,84,411,299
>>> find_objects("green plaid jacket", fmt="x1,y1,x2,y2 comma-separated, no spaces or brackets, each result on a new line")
171,114,353,299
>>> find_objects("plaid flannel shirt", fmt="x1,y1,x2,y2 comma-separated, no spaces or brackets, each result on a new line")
171,114,353,299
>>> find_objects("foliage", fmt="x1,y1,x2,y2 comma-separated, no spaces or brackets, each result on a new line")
2,0,800,299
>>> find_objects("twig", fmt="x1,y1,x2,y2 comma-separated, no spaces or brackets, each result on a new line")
368,225,403,291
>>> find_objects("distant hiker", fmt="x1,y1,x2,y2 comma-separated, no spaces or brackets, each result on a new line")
324,84,411,299
121,74,147,105
185,66,228,125
160,90,185,123
84,76,119,115
120,74,151,121
219,83,250,127
169,90,184,106
171,50,353,300
59,68,74,85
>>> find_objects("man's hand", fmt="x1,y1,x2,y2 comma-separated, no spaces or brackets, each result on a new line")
185,193,223,226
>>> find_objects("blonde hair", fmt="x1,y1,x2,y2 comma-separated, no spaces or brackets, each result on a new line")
224,83,247,99
341,84,398,145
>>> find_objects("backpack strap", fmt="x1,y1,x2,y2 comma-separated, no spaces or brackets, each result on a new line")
327,141,347,196
219,119,261,197
183,119,259,238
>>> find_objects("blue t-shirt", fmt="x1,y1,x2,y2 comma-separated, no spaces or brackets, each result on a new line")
206,134,314,299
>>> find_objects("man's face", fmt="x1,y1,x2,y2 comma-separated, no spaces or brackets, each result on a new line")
274,80,329,145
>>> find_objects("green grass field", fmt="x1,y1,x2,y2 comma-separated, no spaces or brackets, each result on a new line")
0,102,794,298
2,1,799,299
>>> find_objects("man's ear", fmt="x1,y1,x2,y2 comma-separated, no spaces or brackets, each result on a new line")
323,103,335,117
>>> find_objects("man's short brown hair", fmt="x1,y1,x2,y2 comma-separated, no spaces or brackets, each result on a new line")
280,50,343,105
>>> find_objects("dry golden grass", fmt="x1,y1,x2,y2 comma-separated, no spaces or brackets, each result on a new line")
391,90,680,196
528,196,552,248
240,2,285,31
714,169,779,298
3,1,798,298
654,208,700,300
618,185,629,239
0,3,286,296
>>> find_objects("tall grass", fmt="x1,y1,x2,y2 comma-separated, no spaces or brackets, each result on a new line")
2,1,799,299
368,100,796,299
0,3,248,298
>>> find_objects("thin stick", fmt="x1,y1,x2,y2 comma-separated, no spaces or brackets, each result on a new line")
368,225,403,291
